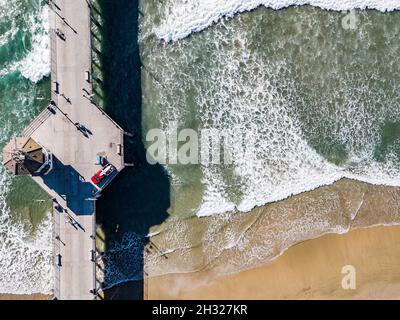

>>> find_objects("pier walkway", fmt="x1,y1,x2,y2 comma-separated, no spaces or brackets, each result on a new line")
23,0,124,299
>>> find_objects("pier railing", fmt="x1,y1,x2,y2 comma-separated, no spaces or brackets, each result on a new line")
49,4,61,299
50,26,58,104
21,107,53,137
87,0,125,173
21,19,58,138
87,0,99,299
52,206,61,299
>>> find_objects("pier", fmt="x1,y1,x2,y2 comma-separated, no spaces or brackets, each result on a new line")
3,0,125,299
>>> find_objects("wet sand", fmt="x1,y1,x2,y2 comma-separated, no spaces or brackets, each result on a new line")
146,225,400,299
145,179,400,281
143,179,400,300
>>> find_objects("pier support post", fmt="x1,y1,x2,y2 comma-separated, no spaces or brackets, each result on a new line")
124,163,134,167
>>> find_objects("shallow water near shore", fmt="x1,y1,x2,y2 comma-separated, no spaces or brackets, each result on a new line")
141,5,400,217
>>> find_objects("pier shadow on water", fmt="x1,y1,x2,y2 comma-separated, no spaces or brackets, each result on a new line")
94,0,170,300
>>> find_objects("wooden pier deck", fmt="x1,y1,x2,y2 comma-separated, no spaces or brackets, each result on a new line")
21,0,124,299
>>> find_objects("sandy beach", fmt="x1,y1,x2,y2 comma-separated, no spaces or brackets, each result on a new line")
146,225,400,299
0,294,51,300
143,178,400,300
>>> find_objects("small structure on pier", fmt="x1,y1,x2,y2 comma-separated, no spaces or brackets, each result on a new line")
2,137,53,176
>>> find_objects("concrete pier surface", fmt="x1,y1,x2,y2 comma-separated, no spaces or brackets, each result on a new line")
12,0,124,299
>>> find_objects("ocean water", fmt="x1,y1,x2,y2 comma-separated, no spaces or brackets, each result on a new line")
139,2,400,279
0,0,52,294
141,3,400,217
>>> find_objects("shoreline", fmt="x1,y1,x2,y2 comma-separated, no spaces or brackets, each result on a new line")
3,225,400,300
3,178,400,300
143,178,400,300
145,178,400,280
146,225,400,299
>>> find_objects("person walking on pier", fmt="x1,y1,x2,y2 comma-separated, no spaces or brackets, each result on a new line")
55,28,66,41
60,93,71,104
55,235,66,246
65,216,78,230
48,0,61,11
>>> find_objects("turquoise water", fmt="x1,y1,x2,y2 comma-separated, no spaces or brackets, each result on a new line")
0,0,52,294
140,5,400,217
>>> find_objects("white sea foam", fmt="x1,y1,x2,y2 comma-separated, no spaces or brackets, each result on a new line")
0,170,53,294
0,1,53,295
19,6,50,83
146,9,400,217
0,27,17,47
195,56,400,216
98,233,145,289
195,46,343,216
197,167,236,216
155,0,400,41
0,5,50,83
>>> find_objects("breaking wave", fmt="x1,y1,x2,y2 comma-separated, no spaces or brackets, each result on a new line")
0,3,50,83
0,170,53,294
154,0,400,41
142,5,400,217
